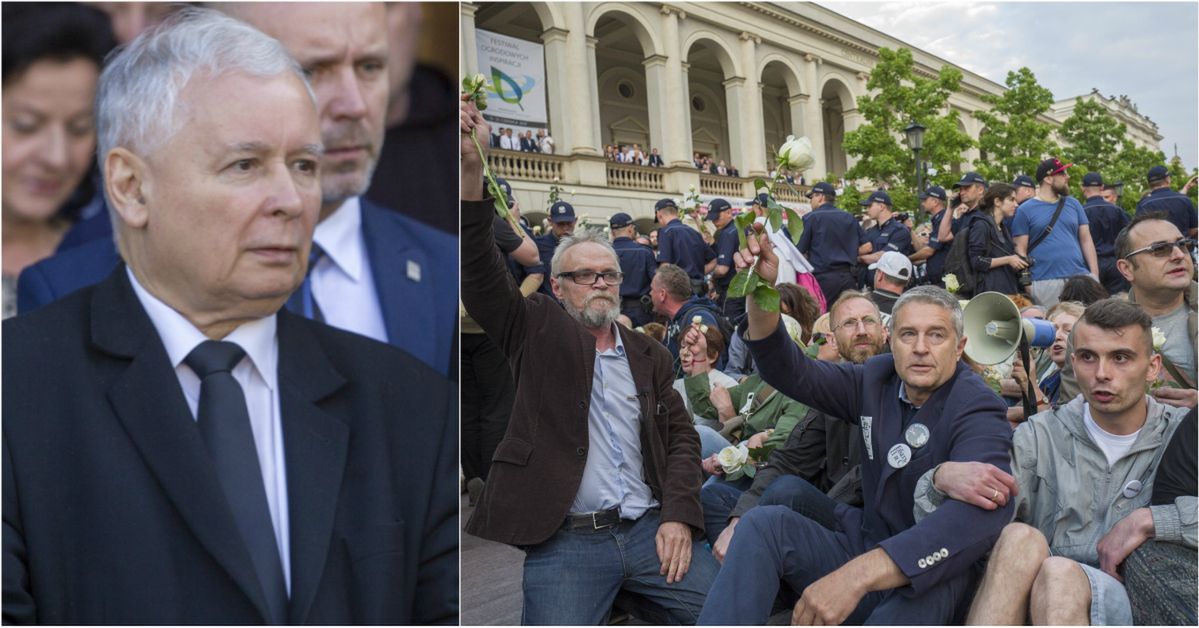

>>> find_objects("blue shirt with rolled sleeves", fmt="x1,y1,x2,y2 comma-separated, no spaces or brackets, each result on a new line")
571,328,658,518
611,236,656,300
713,222,741,293
865,217,915,256
798,203,867,272
1083,196,1131,258
746,319,1013,595
656,219,714,281
1137,187,1197,236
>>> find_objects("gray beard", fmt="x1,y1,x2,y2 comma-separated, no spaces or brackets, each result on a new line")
566,294,620,329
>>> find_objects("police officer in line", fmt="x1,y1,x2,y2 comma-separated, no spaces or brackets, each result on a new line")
908,185,950,287
1080,172,1131,294
1012,175,1037,206
798,181,866,306
654,198,716,296
608,212,656,326
858,189,914,289
705,198,741,321
1137,165,1198,238
533,200,578,300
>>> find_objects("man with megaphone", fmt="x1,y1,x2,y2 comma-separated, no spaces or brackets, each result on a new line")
696,224,1013,626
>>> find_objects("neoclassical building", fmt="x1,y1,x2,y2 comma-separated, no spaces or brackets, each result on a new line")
460,2,1163,226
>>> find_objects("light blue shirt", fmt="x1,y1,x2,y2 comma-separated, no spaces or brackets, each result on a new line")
571,326,658,519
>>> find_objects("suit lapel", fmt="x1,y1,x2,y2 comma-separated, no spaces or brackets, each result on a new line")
276,312,349,623
94,267,273,622
361,201,434,366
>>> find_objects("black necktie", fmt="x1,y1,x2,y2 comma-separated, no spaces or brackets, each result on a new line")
186,340,288,624
286,243,325,322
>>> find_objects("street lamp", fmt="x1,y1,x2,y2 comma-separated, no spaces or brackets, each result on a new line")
904,121,927,197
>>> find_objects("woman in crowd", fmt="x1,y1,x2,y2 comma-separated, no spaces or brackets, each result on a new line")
2,3,115,318
1058,274,1109,305
674,324,741,457
968,181,1028,298
1007,301,1085,425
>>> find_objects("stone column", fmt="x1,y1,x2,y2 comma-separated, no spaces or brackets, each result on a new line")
643,55,669,157
540,27,573,156
459,2,478,77
802,54,827,179
659,6,691,167
738,32,766,177
843,107,864,171
681,62,694,164
562,3,599,156
787,94,806,137
585,35,603,153
723,77,746,173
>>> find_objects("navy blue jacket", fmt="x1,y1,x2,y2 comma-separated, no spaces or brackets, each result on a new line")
712,222,740,294
657,219,714,281
16,199,457,378
798,203,867,272
612,236,656,300
1083,196,1131,259
1136,187,1197,236
533,232,564,300
747,320,1013,595
865,217,914,256
924,209,957,283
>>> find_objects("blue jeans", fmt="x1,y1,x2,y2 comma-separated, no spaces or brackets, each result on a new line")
695,425,729,459
758,475,840,531
697,505,974,625
700,478,752,544
521,509,719,625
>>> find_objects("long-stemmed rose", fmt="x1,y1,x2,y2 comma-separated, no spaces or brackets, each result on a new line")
462,73,525,238
726,135,815,312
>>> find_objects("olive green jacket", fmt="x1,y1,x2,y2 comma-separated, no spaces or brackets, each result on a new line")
683,373,806,451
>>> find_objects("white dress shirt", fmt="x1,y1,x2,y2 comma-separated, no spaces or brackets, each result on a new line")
500,135,514,150
128,268,291,593
310,197,389,344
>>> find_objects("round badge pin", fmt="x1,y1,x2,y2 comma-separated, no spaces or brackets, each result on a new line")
1122,480,1143,499
905,423,930,449
887,443,912,469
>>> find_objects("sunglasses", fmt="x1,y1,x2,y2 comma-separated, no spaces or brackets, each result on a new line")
1122,238,1197,260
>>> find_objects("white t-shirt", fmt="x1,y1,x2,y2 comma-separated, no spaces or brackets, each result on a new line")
1082,403,1141,468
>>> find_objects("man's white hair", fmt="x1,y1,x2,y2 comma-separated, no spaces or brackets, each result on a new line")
96,7,315,167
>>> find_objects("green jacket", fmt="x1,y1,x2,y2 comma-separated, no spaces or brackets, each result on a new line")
683,373,806,451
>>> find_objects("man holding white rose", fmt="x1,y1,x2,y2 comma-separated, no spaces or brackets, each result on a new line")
697,221,1014,625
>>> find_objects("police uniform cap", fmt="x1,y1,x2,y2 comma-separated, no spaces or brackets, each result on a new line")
952,171,988,189
1011,175,1036,189
609,212,634,229
1082,172,1104,187
919,185,948,201
654,198,679,212
807,181,836,198
860,190,893,207
1147,165,1169,184
705,198,732,221
549,201,576,222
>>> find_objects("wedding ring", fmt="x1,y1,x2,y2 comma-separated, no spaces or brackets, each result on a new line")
990,488,1000,502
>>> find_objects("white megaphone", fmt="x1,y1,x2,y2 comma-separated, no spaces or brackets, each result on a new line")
962,292,1057,364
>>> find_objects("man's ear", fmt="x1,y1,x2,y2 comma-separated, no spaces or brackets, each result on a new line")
550,275,562,300
1116,258,1135,282
104,147,151,229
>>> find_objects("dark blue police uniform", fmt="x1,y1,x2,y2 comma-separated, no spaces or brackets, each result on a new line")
1084,195,1131,294
612,236,656,326
798,192,866,305
1137,187,1197,237
860,216,914,289
533,233,563,301
698,319,1013,624
924,209,959,287
657,218,715,292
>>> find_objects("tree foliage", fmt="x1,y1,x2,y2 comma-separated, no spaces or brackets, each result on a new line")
842,47,974,215
1058,97,1127,184
972,68,1059,183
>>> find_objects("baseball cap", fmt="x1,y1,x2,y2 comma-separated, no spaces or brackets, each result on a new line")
1147,165,1169,184
868,251,914,283
1011,175,1036,189
549,201,576,222
654,198,678,212
1081,172,1104,187
704,198,732,221
1035,158,1072,183
952,171,988,189
919,185,947,201
860,190,893,207
609,212,633,229
807,181,836,198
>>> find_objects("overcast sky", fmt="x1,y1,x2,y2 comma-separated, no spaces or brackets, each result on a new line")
819,1,1198,170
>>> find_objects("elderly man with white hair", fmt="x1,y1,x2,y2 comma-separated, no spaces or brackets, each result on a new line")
2,9,457,624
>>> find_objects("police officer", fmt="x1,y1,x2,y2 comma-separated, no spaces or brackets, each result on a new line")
705,198,741,322
1080,172,1131,294
655,198,716,295
534,200,577,300
858,189,914,289
798,181,866,305
1012,175,1037,206
609,212,656,326
909,186,950,286
1137,165,1197,238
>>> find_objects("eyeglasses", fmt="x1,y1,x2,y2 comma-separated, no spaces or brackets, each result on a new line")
557,270,625,286
833,316,880,332
1123,238,1196,260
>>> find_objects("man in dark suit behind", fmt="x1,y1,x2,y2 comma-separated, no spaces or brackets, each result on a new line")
460,98,718,625
2,9,457,624
18,2,458,381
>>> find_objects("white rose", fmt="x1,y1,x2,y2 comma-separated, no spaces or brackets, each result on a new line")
778,135,815,171
943,273,960,294
1152,327,1166,352
782,313,803,345
717,443,750,474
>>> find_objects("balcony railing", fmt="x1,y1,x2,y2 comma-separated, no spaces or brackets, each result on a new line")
699,174,746,198
772,182,811,204
488,149,565,183
606,162,665,191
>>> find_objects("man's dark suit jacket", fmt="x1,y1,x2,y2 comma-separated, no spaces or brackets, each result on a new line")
2,268,458,624
460,198,704,547
647,154,664,167
17,199,458,379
